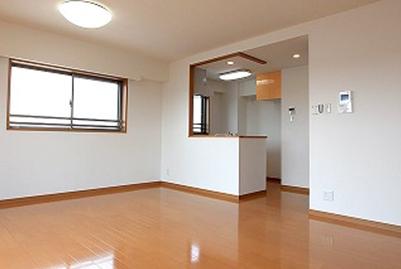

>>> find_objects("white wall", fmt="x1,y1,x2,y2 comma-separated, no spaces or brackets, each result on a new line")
281,66,309,188
244,97,282,178
308,0,401,226
207,80,240,135
210,92,225,134
224,82,240,133
237,94,247,135
193,68,209,96
162,137,240,195
239,139,267,195
239,79,257,97
208,79,228,134
161,0,401,226
0,19,168,82
161,63,242,195
0,57,162,200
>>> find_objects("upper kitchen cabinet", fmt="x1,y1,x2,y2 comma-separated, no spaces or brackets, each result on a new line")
256,71,281,100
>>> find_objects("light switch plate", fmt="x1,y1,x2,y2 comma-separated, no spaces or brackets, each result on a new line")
323,191,334,201
312,105,324,115
325,104,332,113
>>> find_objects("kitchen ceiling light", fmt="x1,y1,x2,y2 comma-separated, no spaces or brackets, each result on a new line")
219,70,252,81
292,54,301,59
58,0,112,29
227,61,234,65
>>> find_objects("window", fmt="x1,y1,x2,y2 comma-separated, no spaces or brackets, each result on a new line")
192,95,209,134
7,59,128,132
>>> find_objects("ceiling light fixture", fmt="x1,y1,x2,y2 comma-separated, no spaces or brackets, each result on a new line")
58,0,112,29
227,61,234,65
219,70,252,81
292,54,301,59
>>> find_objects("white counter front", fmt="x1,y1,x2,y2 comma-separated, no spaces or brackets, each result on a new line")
163,136,267,197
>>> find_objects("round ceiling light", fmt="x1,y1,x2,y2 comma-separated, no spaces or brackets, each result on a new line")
292,54,301,59
58,0,112,29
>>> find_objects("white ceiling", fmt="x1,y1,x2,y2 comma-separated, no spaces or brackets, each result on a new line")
200,36,308,80
0,0,377,61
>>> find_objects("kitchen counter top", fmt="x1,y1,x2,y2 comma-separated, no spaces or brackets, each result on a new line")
190,135,267,139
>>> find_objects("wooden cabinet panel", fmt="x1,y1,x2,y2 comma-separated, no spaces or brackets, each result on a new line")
256,71,281,100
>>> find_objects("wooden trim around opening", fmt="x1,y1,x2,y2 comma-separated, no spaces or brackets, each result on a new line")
281,185,309,195
189,52,266,137
6,58,12,130
309,209,401,238
191,52,267,68
189,65,195,136
0,181,161,209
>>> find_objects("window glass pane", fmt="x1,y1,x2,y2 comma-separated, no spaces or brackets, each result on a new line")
10,66,72,117
73,77,119,122
193,95,210,134
193,95,202,133
193,95,202,124
8,61,125,132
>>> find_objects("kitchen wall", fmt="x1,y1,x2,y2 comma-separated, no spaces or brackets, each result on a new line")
208,79,241,135
0,57,163,200
243,97,282,179
203,79,282,179
207,65,309,182
224,82,240,133
161,0,401,226
281,66,309,188
208,79,229,134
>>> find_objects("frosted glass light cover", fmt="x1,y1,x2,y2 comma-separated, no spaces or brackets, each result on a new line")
219,70,252,81
58,0,112,29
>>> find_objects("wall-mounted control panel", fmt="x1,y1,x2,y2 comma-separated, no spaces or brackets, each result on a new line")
288,107,296,122
338,90,353,113
312,90,353,116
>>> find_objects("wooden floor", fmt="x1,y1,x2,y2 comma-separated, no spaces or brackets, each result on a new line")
0,182,400,269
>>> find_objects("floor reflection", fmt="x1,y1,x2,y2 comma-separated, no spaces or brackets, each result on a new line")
52,254,114,269
309,219,401,268
0,184,400,268
190,243,200,263
71,254,114,269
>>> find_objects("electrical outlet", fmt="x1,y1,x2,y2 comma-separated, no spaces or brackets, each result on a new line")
321,235,334,247
166,169,170,176
323,191,334,201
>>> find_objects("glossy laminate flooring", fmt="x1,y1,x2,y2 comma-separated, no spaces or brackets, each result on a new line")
0,182,400,269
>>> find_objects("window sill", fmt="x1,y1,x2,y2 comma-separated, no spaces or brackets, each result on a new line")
6,126,127,134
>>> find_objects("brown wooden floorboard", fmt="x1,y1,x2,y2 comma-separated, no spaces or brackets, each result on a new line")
0,182,400,268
